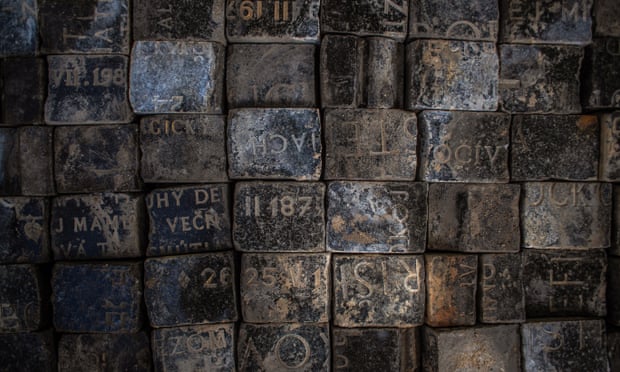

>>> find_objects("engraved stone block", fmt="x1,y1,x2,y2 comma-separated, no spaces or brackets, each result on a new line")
18,126,55,196
233,182,324,252
418,111,510,182
425,254,477,327
608,257,620,325
144,252,237,327
613,185,620,256
428,184,520,252
0,128,19,195
226,44,316,108
228,108,321,180
609,331,620,371
327,182,427,253
600,112,620,182
0,197,49,264
333,254,425,327
146,184,231,256
583,39,620,110
130,41,225,114
479,253,525,323
0,331,55,371
241,253,329,323
1,57,45,124
521,182,612,249
0,264,48,332
52,261,143,332
0,0,38,57
140,115,228,183
45,55,133,124
594,0,620,37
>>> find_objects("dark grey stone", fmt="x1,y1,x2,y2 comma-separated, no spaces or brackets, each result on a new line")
609,331,620,372
18,126,55,196
600,112,620,182
609,257,620,325
0,331,55,372
613,185,620,256
0,0,38,57
0,128,20,195
1,57,45,125
594,0,620,37
0,264,48,332
0,197,49,264
478,253,525,323
583,39,620,109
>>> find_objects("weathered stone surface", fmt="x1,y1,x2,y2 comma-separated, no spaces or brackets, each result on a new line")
1,57,45,124
18,126,55,196
333,254,425,327
144,252,237,327
130,41,225,114
426,254,477,327
0,331,55,371
324,109,417,180
521,183,612,249
609,331,620,371
0,128,19,195
237,323,330,371
613,185,620,256
226,0,319,43
418,111,510,182
609,257,620,325
0,0,38,57
52,261,143,332
226,44,316,108
241,253,329,323
478,253,525,323
499,44,583,113
152,323,235,372
428,184,520,252
327,182,427,253
147,184,231,256
423,325,521,372
583,39,620,109
511,115,599,181
0,264,48,332
45,55,133,124
594,0,620,37
233,182,324,252
54,124,141,193
0,197,49,264
51,193,144,260
140,115,228,183
228,108,321,180
600,112,620,182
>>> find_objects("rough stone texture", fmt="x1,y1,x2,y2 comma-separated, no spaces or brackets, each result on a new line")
152,323,236,372
18,126,55,196
45,55,133,124
226,0,320,43
418,111,510,182
583,39,620,109
1,57,45,125
594,0,620,37
499,44,583,113
609,331,620,372
0,128,19,195
428,184,520,252
0,197,49,264
609,257,620,325
228,108,321,180
0,331,55,372
0,264,48,332
600,112,620,182
0,0,38,57
51,193,145,260
130,41,225,114
241,253,329,323
511,115,599,181
144,252,237,327
54,124,141,193
327,182,427,253
425,254,477,327
140,115,228,183
478,253,525,323
237,323,330,371
226,44,316,108
521,182,612,249
324,109,417,180
233,182,324,252
613,185,620,256
52,261,143,332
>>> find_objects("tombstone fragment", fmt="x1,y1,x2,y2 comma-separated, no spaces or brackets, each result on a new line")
478,253,525,323
0,331,55,371
1,57,46,124
18,126,55,195
600,112,620,182
594,0,620,37
583,39,620,109
613,185,620,256
0,0,38,56
0,128,19,195
0,264,48,332
0,197,49,264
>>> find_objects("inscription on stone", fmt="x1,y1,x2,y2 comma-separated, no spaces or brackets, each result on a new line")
1,57,45,124
0,331,55,372
18,126,55,196
583,38,620,109
600,112,620,182
594,0,620,37
0,264,47,332
0,0,38,56
479,253,525,323
0,197,49,264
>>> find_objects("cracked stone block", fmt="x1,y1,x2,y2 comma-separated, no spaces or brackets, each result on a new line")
0,331,55,371
478,253,525,324
1,57,46,125
600,112,620,182
594,0,620,37
607,256,620,325
0,196,49,264
0,264,48,332
18,126,55,196
583,38,620,110
0,0,38,57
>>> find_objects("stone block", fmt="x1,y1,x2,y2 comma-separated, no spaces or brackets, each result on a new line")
584,39,620,109
226,44,316,108
613,185,620,256
233,182,324,252
521,182,612,249
146,184,231,256
0,264,48,332
425,254,477,327
0,197,49,264
1,57,45,125
478,253,525,323
228,108,321,180
324,109,416,180
54,124,141,193
140,115,228,183
609,331,620,372
594,0,620,37
0,128,19,195
333,254,425,327
130,41,225,114
327,182,427,253
0,0,38,57
45,55,133,124
241,253,329,323
610,256,620,324
52,261,143,332
237,323,330,371
600,112,620,182
18,126,55,195
0,331,55,371
418,111,510,182
226,0,320,43
144,252,237,327
499,44,583,113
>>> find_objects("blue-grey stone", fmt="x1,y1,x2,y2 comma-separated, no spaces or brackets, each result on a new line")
0,264,48,332
0,197,49,264
0,0,38,57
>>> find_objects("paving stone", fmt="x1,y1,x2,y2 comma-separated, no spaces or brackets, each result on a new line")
327,182,427,253
499,44,583,113
18,126,55,196
241,253,329,323
324,109,416,180
0,128,19,195
0,197,49,264
601,112,620,182
140,115,228,183
613,185,620,256
130,41,225,114
406,40,499,111
228,108,321,180
609,331,620,371
609,257,620,325
594,0,620,37
233,182,324,252
144,252,237,327
583,39,620,109
0,264,48,332
418,111,510,182
237,323,330,371
1,57,45,125
52,262,143,332
521,182,612,249
146,184,231,256
45,55,133,124
0,331,55,371
226,44,316,108
478,253,525,323
0,0,38,57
